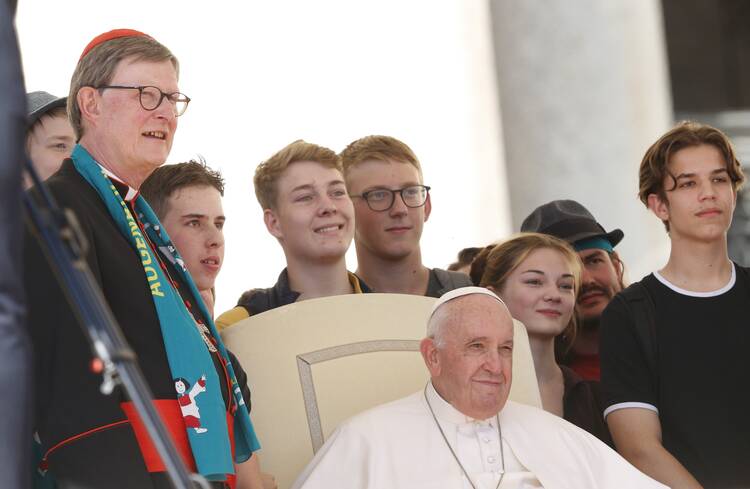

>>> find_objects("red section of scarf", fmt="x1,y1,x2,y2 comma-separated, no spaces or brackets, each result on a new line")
121,401,237,488
120,400,196,473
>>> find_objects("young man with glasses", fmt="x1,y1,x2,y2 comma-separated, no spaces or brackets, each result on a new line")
341,135,471,297
216,140,369,330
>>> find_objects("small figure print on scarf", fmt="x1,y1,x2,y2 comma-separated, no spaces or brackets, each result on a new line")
176,376,208,434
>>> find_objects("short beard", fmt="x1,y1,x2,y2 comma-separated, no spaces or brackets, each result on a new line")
579,315,601,333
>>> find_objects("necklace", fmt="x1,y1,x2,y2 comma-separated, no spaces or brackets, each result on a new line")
424,384,505,489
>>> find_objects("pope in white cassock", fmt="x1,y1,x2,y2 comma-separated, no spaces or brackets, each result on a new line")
292,287,668,489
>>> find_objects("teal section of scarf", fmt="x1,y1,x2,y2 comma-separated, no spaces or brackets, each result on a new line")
71,145,259,479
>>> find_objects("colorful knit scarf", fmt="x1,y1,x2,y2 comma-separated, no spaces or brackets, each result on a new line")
71,144,259,480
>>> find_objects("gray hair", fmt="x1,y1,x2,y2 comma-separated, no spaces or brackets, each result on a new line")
426,304,451,348
69,36,178,141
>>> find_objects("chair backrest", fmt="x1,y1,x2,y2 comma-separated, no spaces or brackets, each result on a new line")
222,293,541,489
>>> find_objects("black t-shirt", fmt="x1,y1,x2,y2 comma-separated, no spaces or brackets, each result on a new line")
600,265,750,488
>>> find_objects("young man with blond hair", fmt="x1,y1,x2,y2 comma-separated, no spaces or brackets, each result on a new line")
340,135,471,297
216,140,368,330
600,121,750,489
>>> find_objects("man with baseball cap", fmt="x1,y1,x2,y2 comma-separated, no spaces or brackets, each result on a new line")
24,91,74,188
521,200,625,380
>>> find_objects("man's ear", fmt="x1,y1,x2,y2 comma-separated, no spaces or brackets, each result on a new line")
420,337,440,377
77,86,100,127
423,192,432,223
609,251,625,286
647,193,670,223
263,208,283,239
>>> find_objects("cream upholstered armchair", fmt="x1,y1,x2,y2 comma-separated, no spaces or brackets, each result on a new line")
222,293,541,489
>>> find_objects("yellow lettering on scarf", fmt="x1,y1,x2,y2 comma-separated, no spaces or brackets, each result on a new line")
150,282,165,297
134,237,154,266
145,266,159,282
128,219,139,237
114,192,165,299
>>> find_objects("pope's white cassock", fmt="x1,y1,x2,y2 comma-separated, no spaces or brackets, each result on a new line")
292,382,667,489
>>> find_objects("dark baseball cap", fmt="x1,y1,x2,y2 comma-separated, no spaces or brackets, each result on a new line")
520,199,624,248
27,91,67,128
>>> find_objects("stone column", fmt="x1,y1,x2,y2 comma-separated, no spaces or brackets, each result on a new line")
490,0,673,279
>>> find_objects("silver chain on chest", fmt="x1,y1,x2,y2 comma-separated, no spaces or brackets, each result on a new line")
423,384,506,489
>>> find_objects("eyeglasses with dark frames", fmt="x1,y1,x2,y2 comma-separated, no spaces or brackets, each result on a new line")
350,185,431,212
92,85,191,116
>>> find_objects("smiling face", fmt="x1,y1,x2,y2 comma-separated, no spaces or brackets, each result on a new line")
26,112,75,186
265,160,354,264
648,144,736,244
83,57,179,182
346,158,430,262
160,185,225,292
422,295,514,420
497,247,576,339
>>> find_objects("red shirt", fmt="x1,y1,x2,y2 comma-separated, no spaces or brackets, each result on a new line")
568,352,600,381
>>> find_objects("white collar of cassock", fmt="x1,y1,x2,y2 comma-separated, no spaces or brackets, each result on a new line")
97,163,139,202
426,381,499,430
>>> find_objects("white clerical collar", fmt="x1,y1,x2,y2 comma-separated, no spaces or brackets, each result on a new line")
426,381,498,427
98,163,138,202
